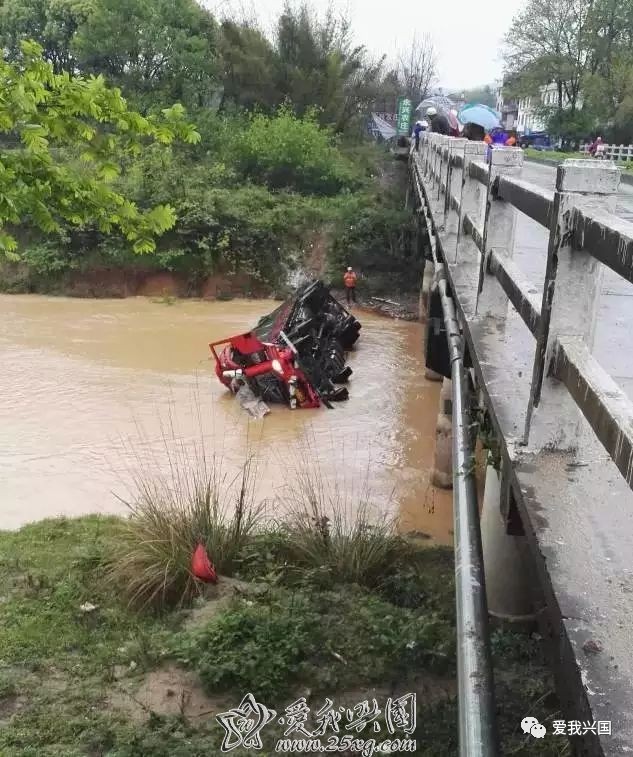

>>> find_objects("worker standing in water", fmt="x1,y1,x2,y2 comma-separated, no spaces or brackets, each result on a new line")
343,266,357,305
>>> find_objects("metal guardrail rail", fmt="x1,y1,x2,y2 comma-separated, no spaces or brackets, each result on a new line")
422,205,498,757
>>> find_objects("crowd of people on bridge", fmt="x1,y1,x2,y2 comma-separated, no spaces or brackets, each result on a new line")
413,106,518,151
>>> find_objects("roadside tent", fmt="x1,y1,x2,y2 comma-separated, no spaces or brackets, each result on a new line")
369,112,397,140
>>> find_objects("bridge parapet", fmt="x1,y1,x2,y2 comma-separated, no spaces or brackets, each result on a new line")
413,132,633,755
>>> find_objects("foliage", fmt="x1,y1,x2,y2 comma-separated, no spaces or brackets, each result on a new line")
233,108,360,194
0,2,410,290
3,109,390,291
0,0,91,73
272,467,416,589
0,516,169,674
503,0,633,141
0,513,569,755
503,0,590,114
72,0,220,111
328,177,419,296
542,106,596,143
273,3,385,132
0,41,199,259
218,20,279,112
0,0,386,134
173,585,454,700
395,34,437,105
455,85,497,108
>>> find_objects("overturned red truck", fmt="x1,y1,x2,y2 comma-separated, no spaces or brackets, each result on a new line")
210,280,361,409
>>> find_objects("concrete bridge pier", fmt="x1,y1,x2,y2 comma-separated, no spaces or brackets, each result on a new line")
480,464,534,622
430,377,453,488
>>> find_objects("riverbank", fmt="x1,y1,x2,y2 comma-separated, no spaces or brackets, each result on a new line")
0,264,275,300
0,515,565,756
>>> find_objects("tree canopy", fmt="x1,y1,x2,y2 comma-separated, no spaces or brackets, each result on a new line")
0,40,199,257
503,0,633,141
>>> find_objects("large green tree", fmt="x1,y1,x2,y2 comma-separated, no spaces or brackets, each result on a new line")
0,0,90,73
581,0,633,139
72,0,219,109
504,0,593,115
0,0,220,109
0,41,200,258
218,20,279,112
273,3,384,131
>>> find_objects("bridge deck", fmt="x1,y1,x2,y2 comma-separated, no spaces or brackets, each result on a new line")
419,159,633,754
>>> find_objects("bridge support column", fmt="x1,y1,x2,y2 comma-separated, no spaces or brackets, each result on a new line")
430,377,453,488
423,271,445,382
480,464,534,622
420,259,434,322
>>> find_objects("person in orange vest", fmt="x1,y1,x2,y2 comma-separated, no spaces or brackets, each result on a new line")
343,266,357,305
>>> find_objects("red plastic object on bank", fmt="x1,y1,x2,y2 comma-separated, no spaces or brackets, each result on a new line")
191,543,217,583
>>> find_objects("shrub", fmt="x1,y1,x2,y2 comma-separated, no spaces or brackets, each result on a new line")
272,463,416,589
173,585,455,700
233,108,361,195
328,192,419,294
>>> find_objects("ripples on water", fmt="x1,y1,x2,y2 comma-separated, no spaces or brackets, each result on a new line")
0,294,452,541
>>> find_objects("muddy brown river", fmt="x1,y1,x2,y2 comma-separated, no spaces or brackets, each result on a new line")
0,295,452,541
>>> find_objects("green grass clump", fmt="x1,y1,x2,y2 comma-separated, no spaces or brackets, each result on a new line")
172,585,455,701
109,448,265,610
0,516,170,674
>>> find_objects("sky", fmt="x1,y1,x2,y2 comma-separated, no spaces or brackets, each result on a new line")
210,0,523,91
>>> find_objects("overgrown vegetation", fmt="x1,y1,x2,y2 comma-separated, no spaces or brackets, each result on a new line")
503,0,633,144
0,433,568,755
0,512,568,756
0,0,421,298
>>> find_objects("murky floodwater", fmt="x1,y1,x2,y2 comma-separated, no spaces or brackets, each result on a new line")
0,294,452,541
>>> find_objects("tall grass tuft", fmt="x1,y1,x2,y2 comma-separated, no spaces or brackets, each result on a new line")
109,417,265,610
276,460,413,588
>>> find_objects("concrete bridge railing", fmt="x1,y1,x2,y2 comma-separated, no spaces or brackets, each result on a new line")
412,131,633,756
418,132,633,483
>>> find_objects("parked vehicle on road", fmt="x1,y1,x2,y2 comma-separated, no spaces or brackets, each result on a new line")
518,131,552,150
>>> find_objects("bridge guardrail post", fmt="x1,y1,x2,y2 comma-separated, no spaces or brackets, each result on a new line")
430,134,439,187
476,147,524,318
456,142,487,264
424,132,435,181
421,133,431,178
445,138,467,233
437,136,450,202
524,159,620,448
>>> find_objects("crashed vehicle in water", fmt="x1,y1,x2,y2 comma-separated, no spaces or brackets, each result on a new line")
210,280,361,411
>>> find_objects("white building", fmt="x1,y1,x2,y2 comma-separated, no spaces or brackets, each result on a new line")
495,81,518,130
514,82,579,133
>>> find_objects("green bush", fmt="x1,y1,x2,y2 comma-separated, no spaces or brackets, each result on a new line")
173,586,455,701
328,191,419,294
9,108,412,292
233,108,361,195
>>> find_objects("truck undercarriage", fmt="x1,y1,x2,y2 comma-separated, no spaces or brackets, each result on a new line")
210,281,361,410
